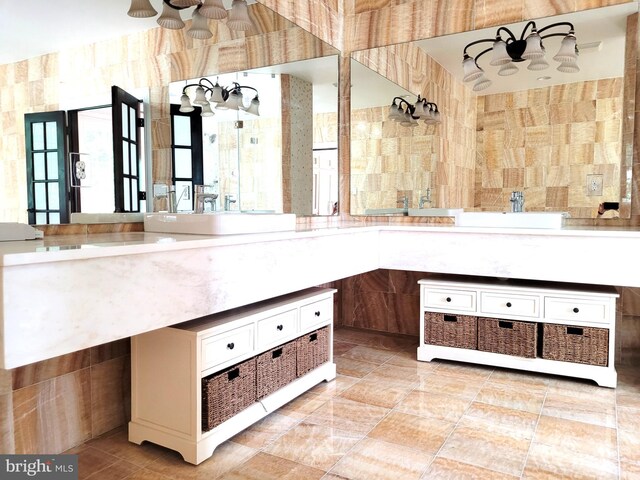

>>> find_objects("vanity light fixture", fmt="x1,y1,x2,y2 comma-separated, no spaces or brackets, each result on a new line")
388,96,441,127
127,0,253,38
179,78,260,117
462,20,579,92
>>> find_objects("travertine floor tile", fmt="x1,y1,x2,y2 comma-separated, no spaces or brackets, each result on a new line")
338,345,396,365
223,452,325,479
464,402,539,432
384,351,439,373
395,390,471,423
340,376,414,408
488,369,550,390
333,341,358,356
618,428,640,466
230,412,299,449
474,381,546,414
305,396,389,435
434,361,494,382
415,373,485,400
308,374,359,397
365,363,424,387
334,356,379,378
87,428,176,468
542,390,616,427
423,457,519,480
85,458,141,480
66,444,120,479
617,405,640,433
276,392,327,419
522,442,619,479
330,437,432,480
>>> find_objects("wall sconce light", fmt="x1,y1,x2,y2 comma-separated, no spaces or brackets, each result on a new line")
127,0,253,39
179,78,260,117
388,96,441,127
462,20,579,92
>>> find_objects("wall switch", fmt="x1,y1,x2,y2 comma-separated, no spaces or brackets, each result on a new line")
586,174,603,196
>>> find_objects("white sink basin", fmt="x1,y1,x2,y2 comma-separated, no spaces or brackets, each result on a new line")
456,212,569,229
408,208,463,217
144,212,297,235
71,212,145,224
364,208,407,215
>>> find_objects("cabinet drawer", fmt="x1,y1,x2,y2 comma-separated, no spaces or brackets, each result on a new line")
423,288,476,312
201,324,254,371
480,292,540,318
300,298,333,330
544,297,610,325
257,309,298,350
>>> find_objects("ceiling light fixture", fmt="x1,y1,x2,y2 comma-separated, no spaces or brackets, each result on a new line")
462,20,579,92
388,95,441,127
179,78,260,117
127,0,253,37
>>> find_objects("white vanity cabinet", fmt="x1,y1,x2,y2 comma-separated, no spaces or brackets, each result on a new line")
418,278,619,387
129,287,337,465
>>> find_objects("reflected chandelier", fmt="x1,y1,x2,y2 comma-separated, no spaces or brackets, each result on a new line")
179,78,260,117
388,95,441,127
127,0,253,38
462,20,579,92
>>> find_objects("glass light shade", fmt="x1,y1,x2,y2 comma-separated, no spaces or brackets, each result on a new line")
490,39,511,66
462,56,483,83
210,84,225,104
179,93,195,112
200,0,227,19
473,75,492,92
413,100,426,117
157,2,185,29
171,0,200,6
389,104,403,121
193,86,208,105
127,0,157,18
245,96,260,116
200,102,215,117
528,57,549,71
227,0,252,31
553,34,578,63
557,61,580,73
498,62,518,76
226,90,243,110
432,110,441,123
188,9,213,39
522,32,545,60
400,110,418,127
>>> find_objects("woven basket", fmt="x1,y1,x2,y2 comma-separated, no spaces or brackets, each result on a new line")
256,341,297,399
201,357,256,432
424,312,477,349
478,317,537,358
542,324,608,366
296,327,329,377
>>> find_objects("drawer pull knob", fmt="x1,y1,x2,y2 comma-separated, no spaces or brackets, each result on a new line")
573,307,580,313
315,311,321,317
227,342,235,350
498,321,514,329
277,324,283,331
446,297,452,302
506,302,512,308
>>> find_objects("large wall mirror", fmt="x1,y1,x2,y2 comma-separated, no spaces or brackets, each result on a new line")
350,3,637,219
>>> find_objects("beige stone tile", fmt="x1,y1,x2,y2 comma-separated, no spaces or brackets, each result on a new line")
522,442,618,480
395,390,471,423
65,444,119,480
366,363,424,387
621,461,640,480
618,406,640,433
384,352,439,373
118,468,173,480
488,369,550,390
464,402,538,432
542,390,616,428
332,341,358,357
85,458,142,480
308,374,359,397
423,457,519,480
334,356,378,378
230,412,299,449
368,411,454,455
305,396,389,435
339,376,414,409
264,422,360,471
90,356,130,438
277,392,328,419
339,345,396,365
415,373,485,400
146,441,256,479
332,328,416,352
223,452,325,480
331,437,431,480
619,429,640,466
533,415,618,460
435,361,493,382
473,381,545,414
438,416,533,477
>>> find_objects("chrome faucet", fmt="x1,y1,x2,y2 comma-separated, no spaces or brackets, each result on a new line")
419,188,431,209
224,193,237,211
510,191,524,213
397,195,409,210
194,185,218,213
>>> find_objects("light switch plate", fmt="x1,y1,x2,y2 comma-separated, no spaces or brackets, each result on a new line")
586,174,603,196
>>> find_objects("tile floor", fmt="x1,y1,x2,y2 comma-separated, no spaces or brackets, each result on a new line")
68,327,640,479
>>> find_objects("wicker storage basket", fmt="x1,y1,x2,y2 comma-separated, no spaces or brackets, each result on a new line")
202,358,257,432
296,327,329,377
256,341,297,399
424,312,477,349
542,324,608,366
477,317,537,358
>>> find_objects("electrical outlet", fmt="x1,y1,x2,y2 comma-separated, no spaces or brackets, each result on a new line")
586,174,603,196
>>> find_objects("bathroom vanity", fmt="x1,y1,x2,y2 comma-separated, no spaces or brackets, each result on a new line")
418,277,619,387
128,287,336,465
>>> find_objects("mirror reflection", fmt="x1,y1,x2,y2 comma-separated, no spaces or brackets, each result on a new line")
350,3,636,218
167,56,339,216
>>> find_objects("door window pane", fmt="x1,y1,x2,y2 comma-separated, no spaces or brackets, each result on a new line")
35,183,47,209
129,106,137,142
132,179,139,211
122,104,128,138
173,116,191,146
49,212,60,225
46,122,58,149
36,212,47,224
174,149,192,178
32,123,44,150
33,153,45,180
130,144,137,176
123,142,129,175
47,152,58,180
48,182,60,210
124,178,131,211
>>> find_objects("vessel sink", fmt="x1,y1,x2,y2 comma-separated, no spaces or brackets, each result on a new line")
455,211,569,229
363,208,408,215
143,212,297,235
70,212,145,224
408,208,464,217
